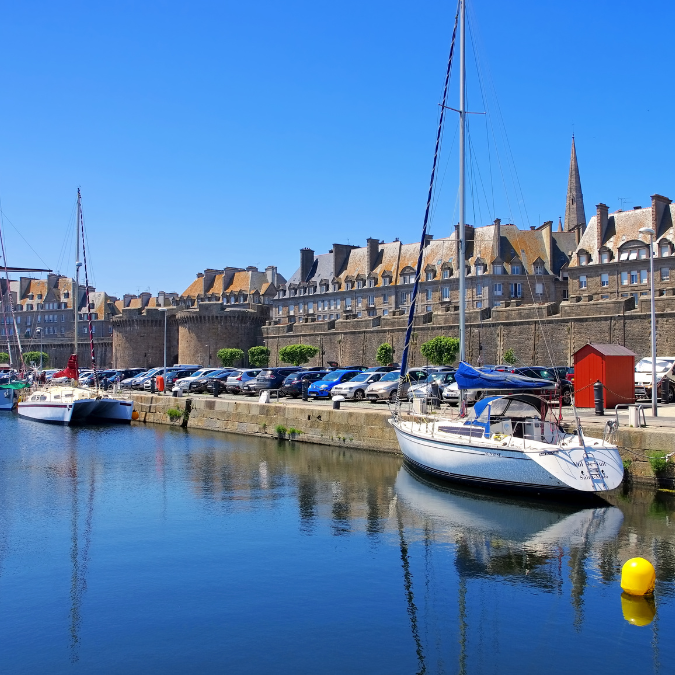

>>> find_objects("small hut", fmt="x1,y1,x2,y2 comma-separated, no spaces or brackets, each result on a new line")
573,343,636,408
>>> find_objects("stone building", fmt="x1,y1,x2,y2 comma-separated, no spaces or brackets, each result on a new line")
1,274,118,368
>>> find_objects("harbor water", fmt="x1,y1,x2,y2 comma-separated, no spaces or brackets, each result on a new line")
1,414,674,674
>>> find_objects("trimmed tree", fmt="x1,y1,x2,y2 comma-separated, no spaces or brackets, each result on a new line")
420,336,459,366
376,343,394,367
248,346,270,368
278,344,319,367
502,348,517,366
217,348,244,367
23,351,49,367
0,351,9,364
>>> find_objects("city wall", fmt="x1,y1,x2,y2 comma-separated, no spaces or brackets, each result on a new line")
18,339,113,370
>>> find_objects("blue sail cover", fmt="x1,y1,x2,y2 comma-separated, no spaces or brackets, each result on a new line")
455,362,556,390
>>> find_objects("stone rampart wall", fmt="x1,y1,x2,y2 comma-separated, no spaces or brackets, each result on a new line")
111,314,179,369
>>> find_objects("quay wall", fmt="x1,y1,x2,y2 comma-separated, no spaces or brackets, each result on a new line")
131,394,675,487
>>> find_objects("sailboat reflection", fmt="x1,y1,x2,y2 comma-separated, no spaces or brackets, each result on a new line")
393,465,624,672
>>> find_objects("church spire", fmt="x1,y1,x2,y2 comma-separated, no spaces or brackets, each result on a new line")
564,135,586,232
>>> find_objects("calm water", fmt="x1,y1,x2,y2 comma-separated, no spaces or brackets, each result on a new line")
0,415,673,674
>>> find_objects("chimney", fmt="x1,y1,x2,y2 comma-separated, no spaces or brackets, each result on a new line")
123,293,135,308
203,268,221,293
366,238,379,274
651,194,672,236
196,272,204,278
246,265,258,271
221,267,239,293
300,248,315,282
596,203,609,250
558,216,563,232
575,226,581,247
493,218,501,258
19,276,31,299
158,291,166,307
140,292,151,308
332,243,352,278
265,265,278,285
424,234,434,247
541,220,553,268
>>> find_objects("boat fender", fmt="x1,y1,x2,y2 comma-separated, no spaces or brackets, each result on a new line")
492,433,505,441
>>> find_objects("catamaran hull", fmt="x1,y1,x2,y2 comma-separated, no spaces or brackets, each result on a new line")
18,398,133,425
393,424,612,493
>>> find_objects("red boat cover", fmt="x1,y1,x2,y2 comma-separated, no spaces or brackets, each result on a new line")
52,354,79,380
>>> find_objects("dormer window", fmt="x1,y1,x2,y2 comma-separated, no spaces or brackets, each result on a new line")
356,280,364,289
425,271,434,281
493,264,503,275
28,294,34,300
401,274,413,284
619,241,649,261
367,279,375,288
578,253,589,266
534,263,544,274
511,264,521,274
601,251,610,264
442,269,450,279
660,242,671,258
346,281,353,291
382,276,391,286
37,294,43,300
332,284,339,292
475,265,485,276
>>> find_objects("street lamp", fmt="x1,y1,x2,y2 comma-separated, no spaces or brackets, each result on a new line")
639,226,657,417
205,344,211,366
159,308,169,395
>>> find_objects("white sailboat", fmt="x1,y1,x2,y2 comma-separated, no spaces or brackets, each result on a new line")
389,0,623,494
18,191,133,425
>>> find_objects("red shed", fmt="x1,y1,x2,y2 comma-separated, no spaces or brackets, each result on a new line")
573,343,636,408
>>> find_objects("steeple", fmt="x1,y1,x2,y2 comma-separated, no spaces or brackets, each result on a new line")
564,135,586,232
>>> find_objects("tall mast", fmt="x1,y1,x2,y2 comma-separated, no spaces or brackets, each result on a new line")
74,190,81,361
458,0,466,363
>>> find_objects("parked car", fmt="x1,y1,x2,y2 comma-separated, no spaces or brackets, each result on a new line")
249,367,303,393
634,357,675,402
307,370,362,399
162,367,201,390
189,369,230,394
121,370,152,389
280,370,329,398
330,371,384,400
443,380,483,406
408,370,457,400
226,369,263,394
175,368,220,392
363,366,398,373
142,367,184,390
131,368,166,390
204,369,238,394
365,368,429,403
513,366,573,405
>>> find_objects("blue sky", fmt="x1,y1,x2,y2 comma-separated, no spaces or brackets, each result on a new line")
0,0,673,297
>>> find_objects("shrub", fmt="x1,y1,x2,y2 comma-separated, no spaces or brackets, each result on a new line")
420,337,459,365
287,427,303,437
648,451,669,475
0,351,9,364
248,346,270,368
376,343,394,366
217,348,244,367
23,351,49,367
503,348,517,366
275,424,288,438
166,407,183,421
278,344,319,367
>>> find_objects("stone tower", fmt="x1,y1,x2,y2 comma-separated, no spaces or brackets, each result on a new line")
563,135,586,232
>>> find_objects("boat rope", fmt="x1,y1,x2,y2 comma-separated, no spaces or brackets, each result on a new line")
397,1,460,408
78,193,98,390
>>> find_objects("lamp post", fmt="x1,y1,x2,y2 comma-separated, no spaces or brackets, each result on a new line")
35,327,42,371
159,308,168,395
639,226,657,417
205,344,211,366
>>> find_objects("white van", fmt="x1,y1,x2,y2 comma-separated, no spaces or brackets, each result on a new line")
634,357,675,402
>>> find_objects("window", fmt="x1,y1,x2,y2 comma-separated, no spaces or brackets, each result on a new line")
534,264,544,274
601,295,609,300
562,289,569,300
475,265,485,275
345,297,352,309
308,301,314,312
356,280,364,289
357,296,362,307
383,309,389,316
63,292,69,299
493,265,503,275
510,283,522,298
277,306,283,315
441,287,450,300
62,327,66,334
37,315,42,323
621,272,628,285
476,300,483,308
382,293,389,304
425,288,433,301
367,309,376,317
601,251,610,264
661,268,670,281
289,305,295,315
660,244,670,258
425,305,432,312
383,277,391,286
367,279,374,288
630,271,638,284
336,299,341,309
15,316,20,324
402,274,412,284
601,273,609,287
37,294,42,300
579,276,587,289
442,269,450,279
535,283,544,295
346,282,353,291
640,270,648,284
298,304,304,314
494,283,503,296
639,248,648,260
367,295,375,307
400,292,408,303
26,304,33,311
579,254,589,265
627,249,639,261
356,311,362,318
511,264,521,275
425,271,434,281
476,284,483,297
332,284,339,292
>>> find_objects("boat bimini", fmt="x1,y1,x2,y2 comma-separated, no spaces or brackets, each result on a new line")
392,383,623,494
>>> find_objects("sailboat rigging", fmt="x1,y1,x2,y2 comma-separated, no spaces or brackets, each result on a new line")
390,0,624,494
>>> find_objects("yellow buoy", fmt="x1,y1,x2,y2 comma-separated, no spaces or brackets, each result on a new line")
621,592,656,626
621,557,655,596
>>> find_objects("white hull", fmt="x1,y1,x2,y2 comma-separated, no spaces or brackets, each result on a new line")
392,418,624,494
18,388,133,425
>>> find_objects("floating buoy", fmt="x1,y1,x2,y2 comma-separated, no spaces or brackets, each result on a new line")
621,557,655,596
621,592,656,626
132,410,140,420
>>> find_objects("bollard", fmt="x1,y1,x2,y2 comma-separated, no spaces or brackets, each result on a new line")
660,378,670,405
332,395,345,410
150,377,156,394
593,380,604,416
213,380,220,397
302,378,309,401
172,388,178,398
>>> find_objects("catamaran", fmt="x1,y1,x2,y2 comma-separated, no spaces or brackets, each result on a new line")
18,191,133,425
389,0,623,494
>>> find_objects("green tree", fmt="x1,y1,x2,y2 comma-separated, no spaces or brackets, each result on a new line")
0,351,9,364
23,351,49,367
248,346,270,368
420,336,459,366
217,348,244,367
503,348,517,366
278,344,319,367
376,343,394,366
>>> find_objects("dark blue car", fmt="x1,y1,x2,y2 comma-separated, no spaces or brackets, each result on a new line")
307,370,361,398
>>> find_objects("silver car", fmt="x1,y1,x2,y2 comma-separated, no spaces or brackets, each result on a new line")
330,372,383,401
226,369,262,394
408,370,457,400
442,380,482,406
365,369,428,403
